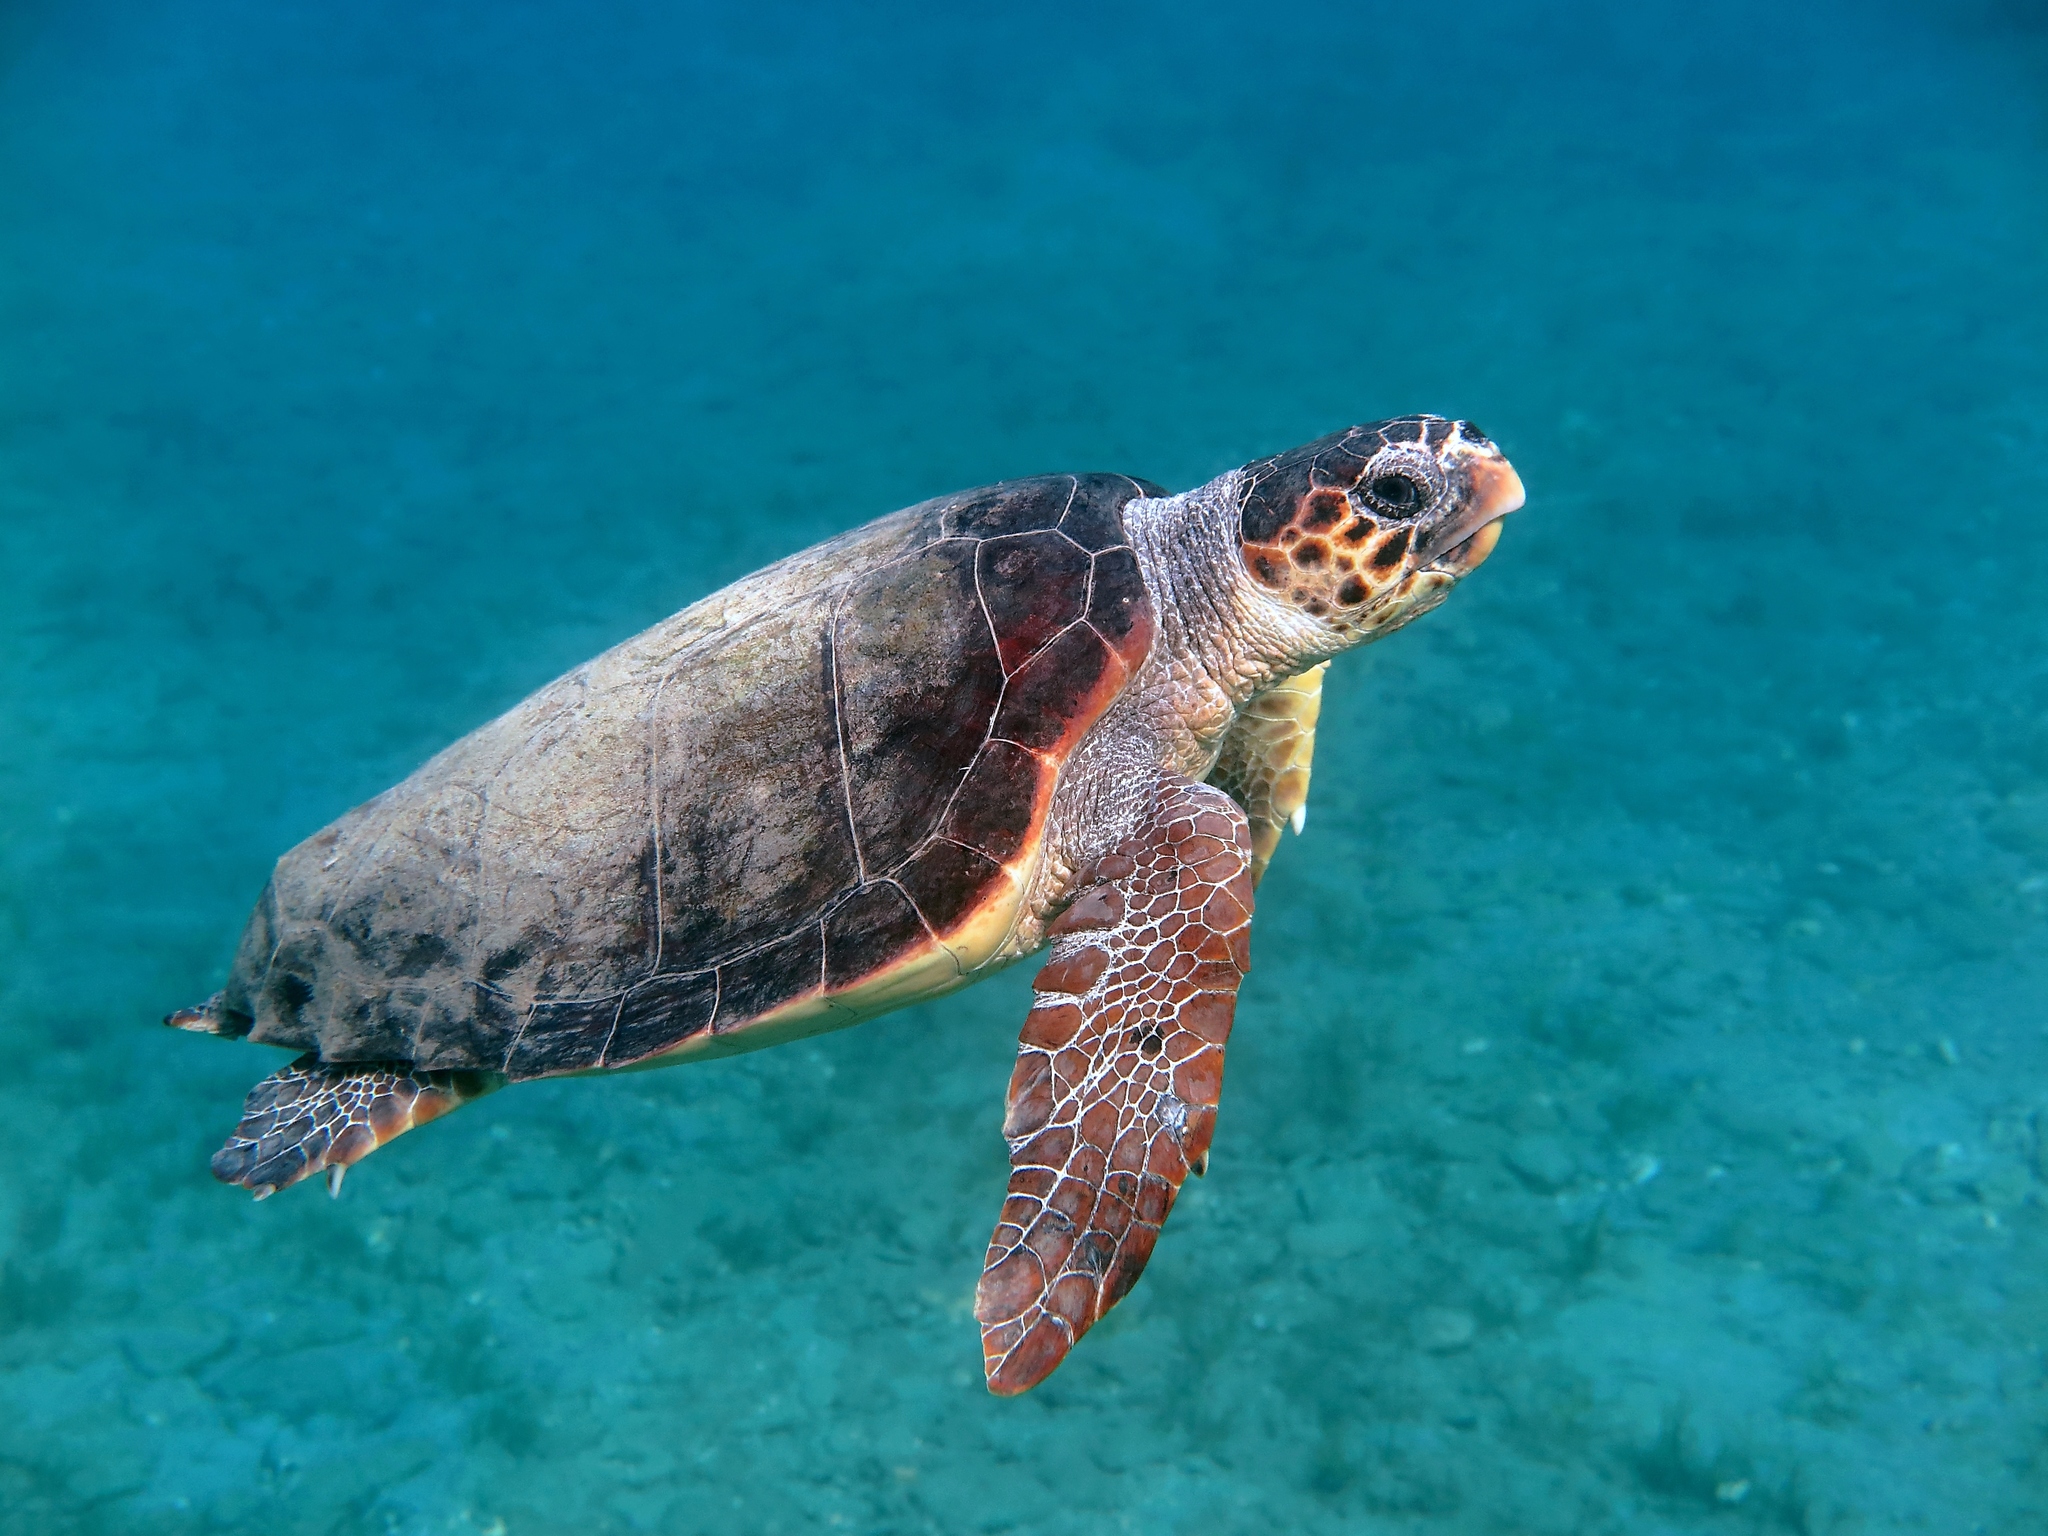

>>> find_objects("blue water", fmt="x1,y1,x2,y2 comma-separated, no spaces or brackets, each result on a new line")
4,1,2046,1530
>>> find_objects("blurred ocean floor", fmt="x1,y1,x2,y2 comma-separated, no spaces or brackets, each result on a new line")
1,0,2046,1531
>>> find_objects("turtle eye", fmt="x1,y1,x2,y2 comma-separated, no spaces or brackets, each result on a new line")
1367,472,1422,511
1359,451,1443,519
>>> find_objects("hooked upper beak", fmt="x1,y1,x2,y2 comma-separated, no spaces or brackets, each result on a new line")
1417,453,1526,572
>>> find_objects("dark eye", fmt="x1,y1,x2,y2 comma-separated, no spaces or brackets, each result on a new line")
1359,450,1441,524
1368,472,1421,510
1359,449,1445,518
1364,471,1437,519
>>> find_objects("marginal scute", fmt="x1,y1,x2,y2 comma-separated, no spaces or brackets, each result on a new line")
1083,547,1149,646
992,624,1116,751
1056,475,1165,550
262,956,318,1034
606,971,720,1066
717,924,825,1028
896,838,1003,936
505,993,619,1076
823,882,931,990
939,740,1050,864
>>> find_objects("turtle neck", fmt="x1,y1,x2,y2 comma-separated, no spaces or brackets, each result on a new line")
1120,471,1342,774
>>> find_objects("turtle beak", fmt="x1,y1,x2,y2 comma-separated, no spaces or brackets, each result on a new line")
1418,453,1526,573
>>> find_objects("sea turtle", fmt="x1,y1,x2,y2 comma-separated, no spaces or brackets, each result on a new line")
167,416,1524,1393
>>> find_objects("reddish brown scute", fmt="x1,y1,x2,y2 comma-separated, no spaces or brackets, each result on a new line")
211,475,1163,1080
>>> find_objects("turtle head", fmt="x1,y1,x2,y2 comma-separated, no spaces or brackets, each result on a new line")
1236,416,1524,645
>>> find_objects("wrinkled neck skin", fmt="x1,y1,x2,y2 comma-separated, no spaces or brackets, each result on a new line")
998,470,1350,960
1121,471,1341,777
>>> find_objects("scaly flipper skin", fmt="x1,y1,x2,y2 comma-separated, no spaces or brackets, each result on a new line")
975,777,1253,1394
1207,661,1326,884
210,1056,503,1199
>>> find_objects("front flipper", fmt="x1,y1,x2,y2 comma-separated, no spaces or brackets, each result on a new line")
1207,661,1326,883
975,777,1254,1394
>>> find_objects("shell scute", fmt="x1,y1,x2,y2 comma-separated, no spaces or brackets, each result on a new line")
649,630,860,965
1056,475,1165,548
942,484,1054,540
939,739,1049,864
894,838,1004,935
822,882,931,991
606,972,719,1067
992,624,1117,752
1083,546,1148,646
836,539,1004,873
716,924,824,1031
503,993,618,1078
978,531,1092,673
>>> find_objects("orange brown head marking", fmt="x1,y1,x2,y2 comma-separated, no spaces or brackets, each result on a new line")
1238,416,1524,640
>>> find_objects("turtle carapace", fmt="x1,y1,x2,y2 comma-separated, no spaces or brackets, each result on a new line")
167,417,1525,1394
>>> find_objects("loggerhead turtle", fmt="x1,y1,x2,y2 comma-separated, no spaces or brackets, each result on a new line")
167,417,1524,1394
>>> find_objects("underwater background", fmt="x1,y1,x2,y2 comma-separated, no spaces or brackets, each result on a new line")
2,0,2046,1530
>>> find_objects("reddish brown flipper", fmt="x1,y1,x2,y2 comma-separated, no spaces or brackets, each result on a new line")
209,1054,501,1200
975,776,1254,1394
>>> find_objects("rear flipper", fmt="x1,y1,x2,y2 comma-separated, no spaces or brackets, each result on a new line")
211,1054,503,1200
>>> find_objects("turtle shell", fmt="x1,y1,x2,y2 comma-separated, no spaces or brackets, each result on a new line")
213,474,1163,1080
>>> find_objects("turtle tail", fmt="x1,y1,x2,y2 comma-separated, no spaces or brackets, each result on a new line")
164,991,249,1037
209,1053,504,1200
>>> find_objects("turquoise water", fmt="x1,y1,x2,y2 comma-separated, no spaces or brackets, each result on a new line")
3,0,2046,1529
